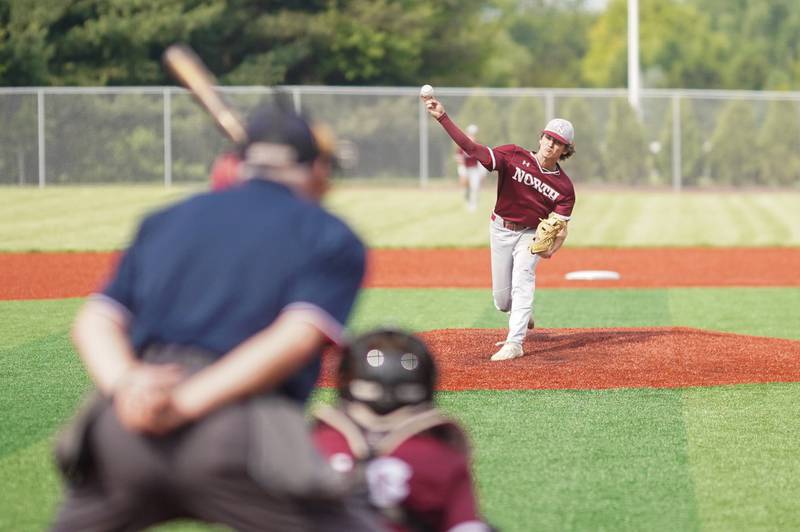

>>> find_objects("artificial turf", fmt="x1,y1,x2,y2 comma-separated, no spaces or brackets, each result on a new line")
350,287,800,339
2,186,799,530
3,186,800,250
2,289,799,531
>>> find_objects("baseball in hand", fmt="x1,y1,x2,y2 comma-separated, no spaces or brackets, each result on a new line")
420,84,434,99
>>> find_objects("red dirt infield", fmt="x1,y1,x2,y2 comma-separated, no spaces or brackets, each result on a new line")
319,328,800,390
2,247,799,300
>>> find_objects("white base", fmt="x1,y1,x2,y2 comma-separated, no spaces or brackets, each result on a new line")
564,270,621,281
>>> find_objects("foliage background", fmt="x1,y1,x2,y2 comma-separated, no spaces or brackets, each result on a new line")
3,0,800,90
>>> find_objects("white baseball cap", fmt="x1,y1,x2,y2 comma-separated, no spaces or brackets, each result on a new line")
543,118,574,145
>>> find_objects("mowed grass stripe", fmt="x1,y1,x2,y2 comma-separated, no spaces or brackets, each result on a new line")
0,331,90,457
7,385,799,532
667,287,800,339
4,186,800,250
349,288,673,333
751,194,800,242
351,287,800,339
439,389,699,532
6,386,800,532
0,439,62,532
327,187,497,248
682,384,800,531
0,186,198,251
573,194,630,245
0,299,81,350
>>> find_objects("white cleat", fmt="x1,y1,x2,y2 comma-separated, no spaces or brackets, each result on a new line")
490,342,524,361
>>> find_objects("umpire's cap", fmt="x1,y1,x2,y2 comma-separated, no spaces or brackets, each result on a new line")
338,328,437,415
243,104,336,167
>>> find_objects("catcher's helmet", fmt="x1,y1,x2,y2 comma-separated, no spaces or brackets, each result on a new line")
338,328,437,415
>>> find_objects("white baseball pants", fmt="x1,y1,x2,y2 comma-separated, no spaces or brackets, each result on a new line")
489,214,541,345
465,166,485,212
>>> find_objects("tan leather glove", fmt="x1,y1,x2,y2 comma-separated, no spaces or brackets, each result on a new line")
529,212,567,255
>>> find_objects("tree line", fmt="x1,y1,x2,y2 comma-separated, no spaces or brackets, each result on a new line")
2,0,800,90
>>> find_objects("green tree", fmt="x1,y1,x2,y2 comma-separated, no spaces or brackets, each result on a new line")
1,0,492,87
483,0,595,88
654,99,704,186
506,96,545,146
0,0,56,85
603,99,648,184
583,0,725,89
44,93,164,183
457,92,505,148
300,92,420,178
695,0,800,90
0,93,37,184
559,97,604,183
757,100,800,186
46,0,224,85
706,100,759,185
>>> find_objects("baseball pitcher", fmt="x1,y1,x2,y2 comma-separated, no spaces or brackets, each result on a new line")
422,87,576,361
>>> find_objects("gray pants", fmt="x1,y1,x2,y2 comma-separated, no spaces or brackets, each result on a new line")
489,214,541,344
51,347,382,532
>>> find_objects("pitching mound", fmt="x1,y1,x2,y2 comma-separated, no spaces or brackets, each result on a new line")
320,327,800,390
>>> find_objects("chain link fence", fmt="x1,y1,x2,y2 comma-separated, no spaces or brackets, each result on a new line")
1,86,799,188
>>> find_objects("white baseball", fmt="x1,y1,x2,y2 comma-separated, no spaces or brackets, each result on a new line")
420,84,434,98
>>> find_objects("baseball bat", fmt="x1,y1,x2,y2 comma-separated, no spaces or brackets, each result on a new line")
162,44,248,146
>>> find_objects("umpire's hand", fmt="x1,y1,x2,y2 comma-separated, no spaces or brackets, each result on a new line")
114,363,185,434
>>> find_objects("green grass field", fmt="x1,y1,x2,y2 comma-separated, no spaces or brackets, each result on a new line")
2,185,799,531
2,184,800,250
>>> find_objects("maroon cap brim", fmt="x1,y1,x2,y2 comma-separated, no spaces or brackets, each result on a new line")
543,130,570,145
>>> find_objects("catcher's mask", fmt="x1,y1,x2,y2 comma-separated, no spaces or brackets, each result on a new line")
338,328,437,415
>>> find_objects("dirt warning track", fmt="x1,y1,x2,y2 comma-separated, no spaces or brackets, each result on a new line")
2,247,800,300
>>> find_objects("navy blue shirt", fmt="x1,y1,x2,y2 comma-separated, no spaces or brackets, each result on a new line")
100,179,366,402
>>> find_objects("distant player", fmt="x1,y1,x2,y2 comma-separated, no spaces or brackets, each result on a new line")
313,328,492,532
423,90,576,361
455,124,488,212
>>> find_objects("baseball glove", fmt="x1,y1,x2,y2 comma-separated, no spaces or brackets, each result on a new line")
529,212,567,255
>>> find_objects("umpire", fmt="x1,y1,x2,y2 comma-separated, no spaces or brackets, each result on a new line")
51,105,380,531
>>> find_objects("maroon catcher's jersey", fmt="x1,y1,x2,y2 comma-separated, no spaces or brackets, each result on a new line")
483,144,576,227
313,424,484,532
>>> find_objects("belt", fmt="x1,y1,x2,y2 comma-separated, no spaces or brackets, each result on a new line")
491,213,530,232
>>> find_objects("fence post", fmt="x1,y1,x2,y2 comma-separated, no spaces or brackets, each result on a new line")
545,91,555,121
163,88,173,187
419,98,429,187
292,88,302,114
17,148,25,185
671,93,682,192
37,89,46,188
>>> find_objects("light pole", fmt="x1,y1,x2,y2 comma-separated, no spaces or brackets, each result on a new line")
628,0,641,114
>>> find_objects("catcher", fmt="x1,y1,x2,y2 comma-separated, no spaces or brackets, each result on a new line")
313,328,493,532
423,89,576,361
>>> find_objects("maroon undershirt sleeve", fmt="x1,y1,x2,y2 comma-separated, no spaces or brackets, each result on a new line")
437,113,493,167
